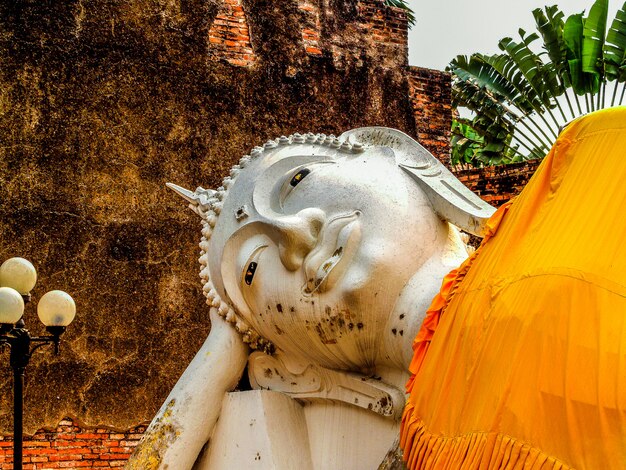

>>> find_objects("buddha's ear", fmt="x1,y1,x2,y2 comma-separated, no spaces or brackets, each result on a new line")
340,127,496,237
166,183,217,220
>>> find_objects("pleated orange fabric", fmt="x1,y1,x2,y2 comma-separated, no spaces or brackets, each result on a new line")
401,107,626,469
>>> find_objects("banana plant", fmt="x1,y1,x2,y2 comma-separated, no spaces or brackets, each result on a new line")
449,0,626,167
451,118,527,166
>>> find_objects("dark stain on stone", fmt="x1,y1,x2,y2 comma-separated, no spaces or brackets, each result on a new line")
107,222,149,262
276,303,283,313
391,328,397,335
315,324,324,339
399,313,405,320
315,323,336,344
399,330,404,336
264,368,273,378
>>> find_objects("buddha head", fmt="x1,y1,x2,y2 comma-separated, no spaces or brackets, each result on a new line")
168,128,494,371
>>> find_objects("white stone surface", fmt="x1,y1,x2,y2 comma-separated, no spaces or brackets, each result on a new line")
194,390,314,470
129,128,495,470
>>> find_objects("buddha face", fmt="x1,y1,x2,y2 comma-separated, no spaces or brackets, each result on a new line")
207,141,449,371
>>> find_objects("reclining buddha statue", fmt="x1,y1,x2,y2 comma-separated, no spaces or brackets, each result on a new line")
129,109,626,469
127,127,495,470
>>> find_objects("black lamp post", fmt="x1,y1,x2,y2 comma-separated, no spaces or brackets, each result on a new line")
0,258,75,470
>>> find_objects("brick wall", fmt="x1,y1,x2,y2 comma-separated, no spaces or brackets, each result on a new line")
207,0,257,66
299,1,323,56
0,419,145,469
455,159,542,205
408,67,453,166
297,0,408,69
207,0,408,66
358,1,408,48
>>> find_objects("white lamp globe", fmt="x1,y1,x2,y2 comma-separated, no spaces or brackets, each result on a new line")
0,287,25,324
0,257,37,294
37,290,76,327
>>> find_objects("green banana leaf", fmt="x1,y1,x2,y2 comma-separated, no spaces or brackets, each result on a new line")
564,13,599,95
450,119,522,166
534,6,571,87
481,52,543,113
604,1,626,81
499,32,561,108
449,55,522,106
582,0,608,75
534,6,566,66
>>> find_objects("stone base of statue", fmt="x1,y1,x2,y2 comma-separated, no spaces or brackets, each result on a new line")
194,390,399,470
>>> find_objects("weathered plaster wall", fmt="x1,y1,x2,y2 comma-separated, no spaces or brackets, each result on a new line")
0,0,429,434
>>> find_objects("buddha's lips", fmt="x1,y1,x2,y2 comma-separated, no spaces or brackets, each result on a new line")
303,212,360,294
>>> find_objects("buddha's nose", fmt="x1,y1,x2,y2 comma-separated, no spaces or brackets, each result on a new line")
273,208,325,271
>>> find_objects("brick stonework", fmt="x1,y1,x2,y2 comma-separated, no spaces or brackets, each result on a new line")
408,67,453,166
299,1,322,56
455,159,542,206
0,418,145,469
209,0,408,67
208,0,257,66
357,1,408,48
297,0,409,69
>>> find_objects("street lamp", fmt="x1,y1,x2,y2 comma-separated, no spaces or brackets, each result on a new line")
0,257,75,470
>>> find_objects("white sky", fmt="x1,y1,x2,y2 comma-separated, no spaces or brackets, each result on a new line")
408,0,622,70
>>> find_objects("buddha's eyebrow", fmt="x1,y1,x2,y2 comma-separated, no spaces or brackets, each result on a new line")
278,161,336,208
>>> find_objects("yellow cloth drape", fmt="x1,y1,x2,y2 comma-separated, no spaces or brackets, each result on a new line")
401,107,626,469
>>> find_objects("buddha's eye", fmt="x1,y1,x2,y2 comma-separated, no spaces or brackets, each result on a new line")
290,168,310,187
245,262,258,285
241,245,266,289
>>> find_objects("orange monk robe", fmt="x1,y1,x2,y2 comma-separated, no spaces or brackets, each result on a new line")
401,107,626,469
